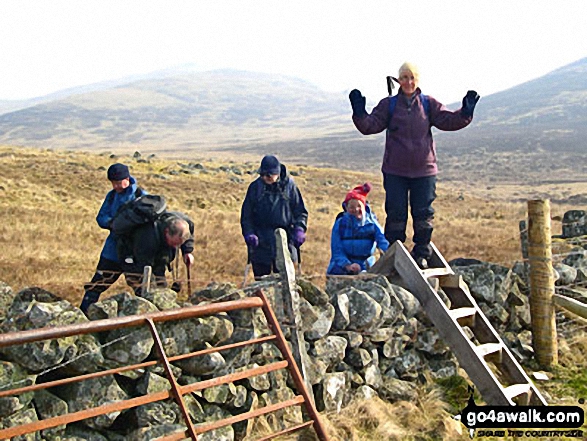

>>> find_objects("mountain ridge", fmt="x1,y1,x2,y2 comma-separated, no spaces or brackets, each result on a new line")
0,58,586,184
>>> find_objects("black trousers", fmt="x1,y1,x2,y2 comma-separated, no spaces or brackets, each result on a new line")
81,257,167,312
84,256,126,295
251,245,299,279
383,173,436,258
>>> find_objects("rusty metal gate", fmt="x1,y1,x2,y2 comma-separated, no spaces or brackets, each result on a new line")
0,289,329,440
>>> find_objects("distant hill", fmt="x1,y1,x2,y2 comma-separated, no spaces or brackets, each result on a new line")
1,59,586,184
0,69,350,151
438,57,587,153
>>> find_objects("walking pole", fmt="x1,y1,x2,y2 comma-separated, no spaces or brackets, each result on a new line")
242,246,252,288
296,245,303,276
386,75,394,96
186,264,192,295
171,255,182,293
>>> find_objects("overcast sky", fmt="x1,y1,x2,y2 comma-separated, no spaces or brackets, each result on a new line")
1,0,586,105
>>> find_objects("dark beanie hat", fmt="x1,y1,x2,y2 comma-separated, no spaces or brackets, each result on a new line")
258,155,281,175
107,163,130,181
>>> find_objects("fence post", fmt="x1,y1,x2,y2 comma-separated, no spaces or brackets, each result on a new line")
141,266,152,296
274,228,315,404
527,199,558,367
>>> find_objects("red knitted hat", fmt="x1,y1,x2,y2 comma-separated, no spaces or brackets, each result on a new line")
344,182,372,205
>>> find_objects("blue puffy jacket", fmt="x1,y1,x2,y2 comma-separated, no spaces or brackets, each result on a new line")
96,176,144,262
327,204,389,275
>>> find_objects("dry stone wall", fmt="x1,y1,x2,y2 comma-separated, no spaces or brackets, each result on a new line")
0,259,548,440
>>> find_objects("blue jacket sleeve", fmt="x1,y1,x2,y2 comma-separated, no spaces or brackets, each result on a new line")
96,192,115,230
330,219,351,269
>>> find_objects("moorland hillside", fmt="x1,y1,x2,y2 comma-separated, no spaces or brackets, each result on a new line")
0,146,580,305
0,58,586,186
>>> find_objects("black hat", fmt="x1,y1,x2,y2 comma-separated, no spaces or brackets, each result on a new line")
258,155,280,175
107,163,130,181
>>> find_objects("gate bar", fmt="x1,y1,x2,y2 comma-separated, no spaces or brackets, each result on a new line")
181,361,289,395
146,318,198,440
0,297,264,348
257,289,329,440
0,390,171,439
0,335,277,399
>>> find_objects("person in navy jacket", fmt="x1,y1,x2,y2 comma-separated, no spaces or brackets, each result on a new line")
327,183,389,275
80,163,144,313
241,155,308,279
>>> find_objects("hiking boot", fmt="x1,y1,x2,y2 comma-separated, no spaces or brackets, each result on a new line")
80,291,100,314
414,256,429,269
410,249,429,269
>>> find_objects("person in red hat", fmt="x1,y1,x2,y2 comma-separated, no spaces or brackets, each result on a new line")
327,183,389,275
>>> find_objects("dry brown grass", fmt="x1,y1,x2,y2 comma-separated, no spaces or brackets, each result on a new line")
246,387,468,441
1,145,586,439
0,144,578,305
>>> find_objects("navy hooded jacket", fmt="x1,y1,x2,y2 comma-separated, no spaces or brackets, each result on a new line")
240,164,308,265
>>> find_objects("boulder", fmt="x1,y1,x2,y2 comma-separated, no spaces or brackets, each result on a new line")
316,372,350,413
313,336,348,366
1,295,92,373
378,377,418,403
453,265,496,303
341,287,382,331
331,291,350,330
173,343,226,376
299,300,335,341
0,281,15,322
58,375,128,430
297,278,330,306
132,401,180,428
0,361,36,418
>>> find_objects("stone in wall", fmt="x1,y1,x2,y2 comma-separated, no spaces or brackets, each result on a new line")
0,256,550,440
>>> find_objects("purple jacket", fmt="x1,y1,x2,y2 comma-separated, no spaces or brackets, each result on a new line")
352,88,472,177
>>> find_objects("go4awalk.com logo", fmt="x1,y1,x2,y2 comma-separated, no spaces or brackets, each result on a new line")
453,387,585,438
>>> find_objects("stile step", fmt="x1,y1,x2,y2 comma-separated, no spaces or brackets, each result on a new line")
503,383,532,403
448,307,477,327
389,241,548,406
475,343,503,364
421,267,453,278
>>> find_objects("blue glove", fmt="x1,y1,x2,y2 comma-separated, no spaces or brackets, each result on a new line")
349,89,367,117
461,90,480,117
244,233,259,248
292,227,306,247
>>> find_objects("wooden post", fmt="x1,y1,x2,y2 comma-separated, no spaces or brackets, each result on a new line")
553,294,587,320
274,228,315,404
527,200,558,367
141,266,152,296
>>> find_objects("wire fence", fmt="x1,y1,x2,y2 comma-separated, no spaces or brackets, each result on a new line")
3,218,587,357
